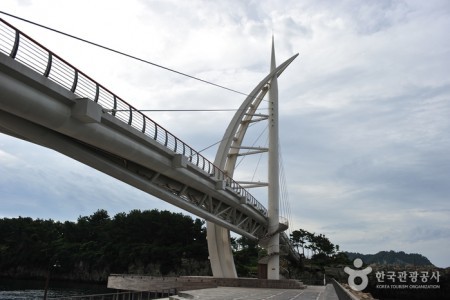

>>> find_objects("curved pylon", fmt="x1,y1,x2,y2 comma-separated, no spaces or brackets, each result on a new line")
207,52,299,278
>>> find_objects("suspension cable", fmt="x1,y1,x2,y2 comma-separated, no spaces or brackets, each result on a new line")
0,11,250,97
235,124,268,169
279,148,293,236
109,108,268,112
251,136,268,182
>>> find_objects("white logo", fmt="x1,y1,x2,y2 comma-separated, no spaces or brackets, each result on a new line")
344,258,372,291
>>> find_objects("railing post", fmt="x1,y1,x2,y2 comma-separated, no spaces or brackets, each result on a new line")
153,123,158,140
142,114,146,133
10,31,19,59
44,53,53,77
164,130,168,147
112,95,117,116
128,106,133,125
94,84,100,102
71,69,78,92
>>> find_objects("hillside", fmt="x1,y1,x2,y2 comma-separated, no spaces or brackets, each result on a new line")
345,250,433,266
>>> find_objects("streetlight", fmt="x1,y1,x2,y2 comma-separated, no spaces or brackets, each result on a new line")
43,260,61,300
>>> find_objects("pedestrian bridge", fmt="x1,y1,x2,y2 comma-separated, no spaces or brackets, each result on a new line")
0,18,299,278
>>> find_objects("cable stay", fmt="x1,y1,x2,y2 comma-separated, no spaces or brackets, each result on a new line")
230,146,268,157
243,113,269,123
0,11,254,98
235,181,268,188
244,113,269,117
104,108,269,113
277,146,301,262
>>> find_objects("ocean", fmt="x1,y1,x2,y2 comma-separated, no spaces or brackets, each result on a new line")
0,278,112,299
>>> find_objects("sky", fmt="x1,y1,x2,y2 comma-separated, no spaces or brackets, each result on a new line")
0,0,449,268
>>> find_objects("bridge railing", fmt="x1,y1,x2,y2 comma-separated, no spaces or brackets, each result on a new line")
0,18,268,217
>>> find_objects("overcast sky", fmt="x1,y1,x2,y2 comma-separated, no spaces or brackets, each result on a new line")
1,0,449,268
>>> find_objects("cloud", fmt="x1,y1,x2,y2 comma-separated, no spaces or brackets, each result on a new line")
0,136,177,221
0,148,21,166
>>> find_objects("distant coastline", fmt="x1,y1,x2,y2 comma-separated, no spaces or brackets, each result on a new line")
345,250,435,267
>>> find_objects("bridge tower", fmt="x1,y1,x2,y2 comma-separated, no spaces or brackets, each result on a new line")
267,36,280,280
207,39,298,278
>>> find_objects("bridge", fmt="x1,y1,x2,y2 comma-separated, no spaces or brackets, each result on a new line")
0,18,298,280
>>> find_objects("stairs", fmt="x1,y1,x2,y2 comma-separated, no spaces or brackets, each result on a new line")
258,218,289,248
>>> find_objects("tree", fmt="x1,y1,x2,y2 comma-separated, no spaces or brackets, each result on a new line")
314,234,335,256
290,229,338,260
0,209,210,281
232,236,260,277
290,229,309,257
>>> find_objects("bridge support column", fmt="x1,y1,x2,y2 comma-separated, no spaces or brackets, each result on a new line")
267,36,280,280
207,222,237,278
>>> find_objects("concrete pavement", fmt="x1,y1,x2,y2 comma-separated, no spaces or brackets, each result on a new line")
168,284,340,300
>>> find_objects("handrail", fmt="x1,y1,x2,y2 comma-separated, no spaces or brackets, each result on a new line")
0,18,267,217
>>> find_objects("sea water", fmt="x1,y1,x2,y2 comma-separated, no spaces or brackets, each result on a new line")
0,278,112,299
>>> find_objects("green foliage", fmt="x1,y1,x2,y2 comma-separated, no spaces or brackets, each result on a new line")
290,229,339,260
232,237,260,277
288,228,352,271
0,209,209,281
229,228,348,278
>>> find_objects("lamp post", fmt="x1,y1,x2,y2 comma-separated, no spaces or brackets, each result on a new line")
43,260,61,300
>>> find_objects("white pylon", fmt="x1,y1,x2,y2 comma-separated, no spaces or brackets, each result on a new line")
206,37,298,279
267,36,280,280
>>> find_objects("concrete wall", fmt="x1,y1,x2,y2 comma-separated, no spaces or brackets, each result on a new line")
108,274,305,292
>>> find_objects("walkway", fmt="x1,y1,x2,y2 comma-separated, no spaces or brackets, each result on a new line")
168,285,339,300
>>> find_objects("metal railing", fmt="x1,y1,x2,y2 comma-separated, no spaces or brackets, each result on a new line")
0,18,267,217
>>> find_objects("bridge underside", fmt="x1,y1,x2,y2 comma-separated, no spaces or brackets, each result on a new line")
0,53,268,242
